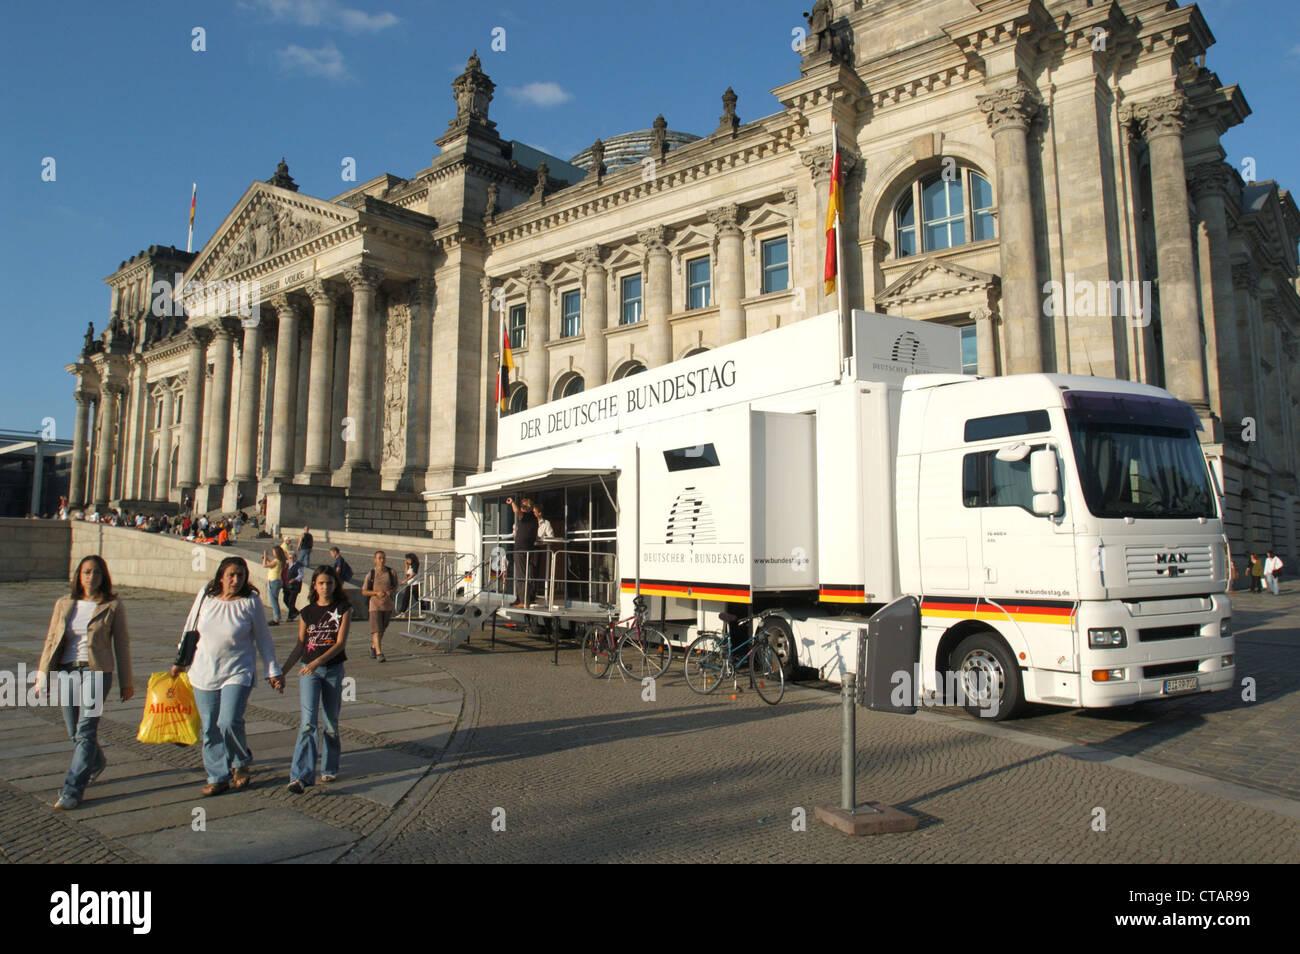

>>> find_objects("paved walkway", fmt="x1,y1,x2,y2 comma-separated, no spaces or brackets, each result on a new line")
1,580,1296,863
0,581,462,863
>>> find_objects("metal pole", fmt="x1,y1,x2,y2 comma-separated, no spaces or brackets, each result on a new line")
841,671,856,812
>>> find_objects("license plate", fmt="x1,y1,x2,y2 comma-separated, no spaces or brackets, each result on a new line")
1163,676,1198,694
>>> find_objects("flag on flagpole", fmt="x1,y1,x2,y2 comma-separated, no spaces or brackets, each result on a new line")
187,183,197,253
496,313,514,413
824,129,842,295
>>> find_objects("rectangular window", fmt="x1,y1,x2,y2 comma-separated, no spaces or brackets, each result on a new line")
963,447,1044,512
970,172,996,242
620,274,642,325
561,290,581,338
761,237,789,294
687,257,711,309
960,325,978,375
964,410,1052,442
663,443,720,471
508,303,526,350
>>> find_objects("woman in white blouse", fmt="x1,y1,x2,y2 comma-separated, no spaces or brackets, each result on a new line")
172,556,285,796
37,555,134,810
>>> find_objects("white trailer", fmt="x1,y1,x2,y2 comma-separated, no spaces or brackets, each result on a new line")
437,310,1233,719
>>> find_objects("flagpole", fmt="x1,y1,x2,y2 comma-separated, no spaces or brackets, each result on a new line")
832,121,848,372
187,182,196,253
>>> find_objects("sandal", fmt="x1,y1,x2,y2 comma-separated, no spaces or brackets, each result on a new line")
287,780,305,794
377,652,386,663
202,781,230,797
231,767,251,790
320,774,336,783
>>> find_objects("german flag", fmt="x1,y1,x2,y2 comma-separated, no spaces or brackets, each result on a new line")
824,133,841,295
496,316,513,412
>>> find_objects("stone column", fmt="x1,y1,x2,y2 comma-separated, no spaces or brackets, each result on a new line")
1127,92,1209,412
268,296,304,480
971,305,998,376
69,390,92,507
302,280,338,481
232,318,263,485
522,263,550,407
578,246,607,388
157,385,175,500
122,356,147,500
978,84,1045,374
1189,161,1241,423
337,265,383,484
709,204,745,346
202,323,235,487
176,327,210,494
93,377,125,511
405,277,436,487
330,312,350,470
639,226,672,366
1230,263,1265,435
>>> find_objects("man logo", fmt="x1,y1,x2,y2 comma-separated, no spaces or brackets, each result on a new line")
890,332,930,368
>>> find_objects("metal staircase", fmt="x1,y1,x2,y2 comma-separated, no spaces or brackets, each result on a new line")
400,552,496,651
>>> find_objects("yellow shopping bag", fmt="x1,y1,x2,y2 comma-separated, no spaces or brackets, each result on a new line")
136,671,201,746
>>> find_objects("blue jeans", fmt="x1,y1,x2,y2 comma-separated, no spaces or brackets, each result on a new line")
267,580,283,622
297,549,312,570
193,683,253,784
60,668,112,801
291,663,343,785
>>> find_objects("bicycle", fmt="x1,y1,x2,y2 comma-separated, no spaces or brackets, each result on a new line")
581,596,673,679
683,610,784,704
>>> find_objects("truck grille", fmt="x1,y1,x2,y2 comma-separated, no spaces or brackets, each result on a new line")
1143,661,1200,679
1124,544,1213,584
1138,625,1203,642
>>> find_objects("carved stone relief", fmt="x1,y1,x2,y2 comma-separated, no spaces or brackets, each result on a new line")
381,301,410,470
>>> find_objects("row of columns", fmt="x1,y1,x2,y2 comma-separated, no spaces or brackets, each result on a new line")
510,202,756,405
165,267,387,508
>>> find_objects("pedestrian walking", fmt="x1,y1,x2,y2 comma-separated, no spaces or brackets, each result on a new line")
284,566,351,792
284,555,305,621
1264,550,1284,595
395,553,419,616
361,551,398,662
262,547,284,625
171,556,284,796
296,526,314,568
330,546,354,585
1249,553,1264,593
37,555,135,810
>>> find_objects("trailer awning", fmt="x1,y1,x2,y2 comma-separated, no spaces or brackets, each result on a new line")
425,466,618,498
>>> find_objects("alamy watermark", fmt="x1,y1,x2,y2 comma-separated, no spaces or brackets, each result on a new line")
1042,272,1152,327
151,273,263,326
890,663,1001,718
1,666,106,716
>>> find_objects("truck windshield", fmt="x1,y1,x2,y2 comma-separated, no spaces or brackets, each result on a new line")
1063,391,1215,519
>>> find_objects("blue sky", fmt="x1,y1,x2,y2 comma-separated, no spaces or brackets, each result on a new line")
2,0,1297,440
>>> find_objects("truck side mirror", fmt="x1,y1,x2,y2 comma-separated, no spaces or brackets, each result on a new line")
1032,492,1062,516
1030,449,1059,495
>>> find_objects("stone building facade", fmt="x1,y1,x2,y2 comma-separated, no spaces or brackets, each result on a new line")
67,0,1299,561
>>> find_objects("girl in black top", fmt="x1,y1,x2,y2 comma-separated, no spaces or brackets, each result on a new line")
284,566,351,792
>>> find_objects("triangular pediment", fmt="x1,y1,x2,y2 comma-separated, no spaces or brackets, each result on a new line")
877,257,999,305
187,183,355,285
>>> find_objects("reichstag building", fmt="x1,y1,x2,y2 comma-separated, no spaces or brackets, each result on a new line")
66,0,1300,561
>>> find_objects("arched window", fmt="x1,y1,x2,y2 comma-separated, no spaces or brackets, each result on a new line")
612,361,646,380
554,374,585,400
508,384,528,415
894,168,995,257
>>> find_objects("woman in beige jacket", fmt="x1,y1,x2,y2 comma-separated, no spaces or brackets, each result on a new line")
37,555,134,810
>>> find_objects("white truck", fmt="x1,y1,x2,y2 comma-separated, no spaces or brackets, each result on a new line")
442,310,1234,719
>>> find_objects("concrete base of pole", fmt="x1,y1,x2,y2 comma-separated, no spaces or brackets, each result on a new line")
815,802,919,836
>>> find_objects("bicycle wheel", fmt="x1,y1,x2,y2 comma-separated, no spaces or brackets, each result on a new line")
581,624,615,678
617,625,673,679
683,634,727,694
749,633,785,704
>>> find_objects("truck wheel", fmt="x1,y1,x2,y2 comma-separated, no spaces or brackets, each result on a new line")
757,617,797,681
952,632,1023,721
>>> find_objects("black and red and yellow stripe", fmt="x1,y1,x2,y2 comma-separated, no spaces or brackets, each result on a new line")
922,596,1076,626
621,579,751,603
820,583,866,604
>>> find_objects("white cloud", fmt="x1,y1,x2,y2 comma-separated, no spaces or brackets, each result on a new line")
506,82,573,108
279,42,350,80
244,0,398,33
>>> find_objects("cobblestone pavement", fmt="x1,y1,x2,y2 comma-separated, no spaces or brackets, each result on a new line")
2,580,1297,863
0,581,462,864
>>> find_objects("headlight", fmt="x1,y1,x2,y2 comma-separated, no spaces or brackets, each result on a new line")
1088,627,1127,649
1092,668,1126,682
